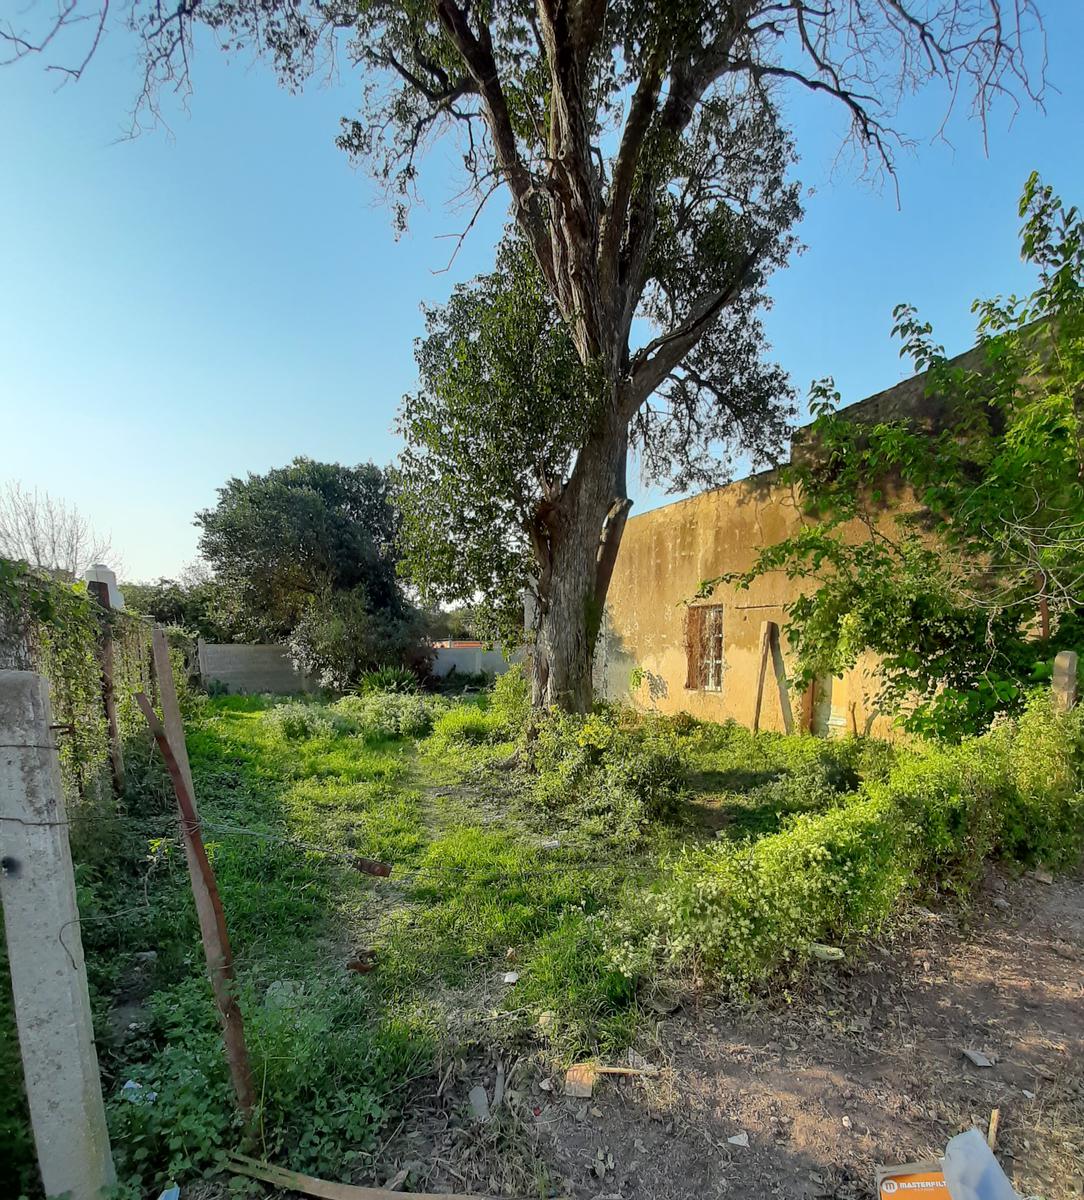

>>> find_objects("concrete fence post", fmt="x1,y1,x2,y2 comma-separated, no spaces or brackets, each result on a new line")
0,670,116,1199
1052,650,1078,713
87,579,125,796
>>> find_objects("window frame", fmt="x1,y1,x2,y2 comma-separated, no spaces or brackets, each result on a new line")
685,603,726,693
702,604,725,692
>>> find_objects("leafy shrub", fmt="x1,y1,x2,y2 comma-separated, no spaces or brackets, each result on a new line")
667,710,701,736
334,692,449,740
621,791,909,986
357,665,418,694
623,698,1084,989
866,693,1083,888
488,663,530,734
988,692,1084,867
265,702,355,741
286,586,430,692
532,707,687,842
0,953,35,1198
865,740,1007,895
430,703,503,744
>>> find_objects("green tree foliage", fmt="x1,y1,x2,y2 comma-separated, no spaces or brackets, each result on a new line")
196,458,424,686
122,572,242,642
397,240,600,643
716,176,1084,739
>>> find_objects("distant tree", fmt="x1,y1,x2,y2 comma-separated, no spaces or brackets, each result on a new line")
423,604,489,644
123,566,243,642
3,0,1045,710
196,458,401,639
714,176,1084,739
286,585,431,691
196,458,423,685
0,482,114,580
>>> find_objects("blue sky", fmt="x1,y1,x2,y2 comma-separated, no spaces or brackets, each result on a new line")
2,8,1082,581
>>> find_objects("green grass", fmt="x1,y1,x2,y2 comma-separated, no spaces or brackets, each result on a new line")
6,690,1080,1197
67,693,668,1192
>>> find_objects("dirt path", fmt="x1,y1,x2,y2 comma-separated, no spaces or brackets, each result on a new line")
535,868,1083,1200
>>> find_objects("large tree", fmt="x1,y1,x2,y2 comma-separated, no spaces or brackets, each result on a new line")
397,234,793,691
197,457,401,639
6,0,1045,707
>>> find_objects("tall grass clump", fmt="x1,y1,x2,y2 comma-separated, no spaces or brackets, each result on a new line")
335,692,449,740
427,664,530,746
532,706,687,843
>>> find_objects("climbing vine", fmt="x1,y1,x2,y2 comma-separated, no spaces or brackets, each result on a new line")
0,557,155,811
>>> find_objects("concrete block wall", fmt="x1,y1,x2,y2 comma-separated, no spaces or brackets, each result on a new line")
197,642,312,694
431,645,519,678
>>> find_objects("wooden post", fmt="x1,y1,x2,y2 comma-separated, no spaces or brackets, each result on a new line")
87,579,124,796
139,629,255,1118
150,626,195,807
135,690,254,1118
769,627,795,734
752,621,774,733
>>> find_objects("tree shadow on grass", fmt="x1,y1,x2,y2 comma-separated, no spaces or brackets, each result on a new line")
682,765,787,839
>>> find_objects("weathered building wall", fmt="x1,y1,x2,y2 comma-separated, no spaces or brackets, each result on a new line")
598,349,979,737
598,471,891,737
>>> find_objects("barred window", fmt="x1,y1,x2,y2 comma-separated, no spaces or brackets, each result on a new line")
684,604,725,692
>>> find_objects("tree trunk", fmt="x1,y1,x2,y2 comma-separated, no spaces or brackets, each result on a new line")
531,417,630,712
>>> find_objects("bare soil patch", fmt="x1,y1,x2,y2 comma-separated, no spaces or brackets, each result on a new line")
365,867,1083,1200
195,844,1083,1200
521,867,1084,1200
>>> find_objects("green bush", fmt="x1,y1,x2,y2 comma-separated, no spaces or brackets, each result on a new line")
739,759,856,823
334,692,449,740
265,702,355,741
622,697,1084,989
622,791,908,985
865,740,1007,895
989,692,1084,867
866,693,1083,887
488,662,530,734
532,707,687,842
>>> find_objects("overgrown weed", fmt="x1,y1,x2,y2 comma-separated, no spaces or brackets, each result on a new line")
9,684,1081,1195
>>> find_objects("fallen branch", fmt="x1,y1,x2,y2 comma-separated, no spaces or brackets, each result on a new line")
226,1152,483,1199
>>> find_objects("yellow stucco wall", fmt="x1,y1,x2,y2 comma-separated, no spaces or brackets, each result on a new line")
598,471,893,737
